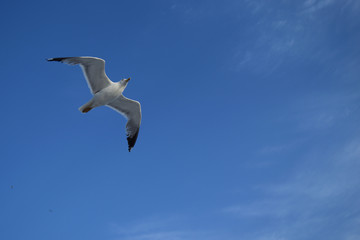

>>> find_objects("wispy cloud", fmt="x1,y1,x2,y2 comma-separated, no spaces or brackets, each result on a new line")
258,144,289,155
109,217,223,240
233,0,360,75
342,0,360,13
224,139,360,239
290,93,360,131
115,231,189,240
256,140,306,159
232,2,305,74
303,0,336,13
109,217,183,240
303,0,360,14
244,0,266,15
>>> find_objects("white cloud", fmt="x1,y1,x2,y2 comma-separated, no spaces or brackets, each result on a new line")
259,144,289,155
119,231,188,240
109,217,223,240
272,20,287,29
303,0,360,14
232,2,305,74
342,0,360,12
224,139,360,239
244,0,266,15
303,0,336,13
110,222,189,240
232,0,359,74
224,199,293,218
304,0,317,7
291,93,360,131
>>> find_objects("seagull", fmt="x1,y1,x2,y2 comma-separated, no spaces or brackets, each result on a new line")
47,57,141,152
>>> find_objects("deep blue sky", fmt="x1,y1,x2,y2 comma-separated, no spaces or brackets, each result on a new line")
1,0,360,239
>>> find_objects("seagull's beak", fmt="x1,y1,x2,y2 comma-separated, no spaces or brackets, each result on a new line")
125,78,131,83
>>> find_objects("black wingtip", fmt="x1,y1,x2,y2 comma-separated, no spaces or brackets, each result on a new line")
127,130,139,152
46,57,68,62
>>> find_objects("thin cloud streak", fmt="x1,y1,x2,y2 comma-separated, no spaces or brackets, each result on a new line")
290,93,360,131
303,0,336,13
224,139,360,240
109,218,225,240
233,0,360,75
303,0,360,14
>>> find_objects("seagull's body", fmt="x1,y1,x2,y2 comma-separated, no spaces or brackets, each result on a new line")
47,57,141,152
80,81,124,113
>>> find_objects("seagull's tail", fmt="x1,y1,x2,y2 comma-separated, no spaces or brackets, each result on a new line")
79,102,94,113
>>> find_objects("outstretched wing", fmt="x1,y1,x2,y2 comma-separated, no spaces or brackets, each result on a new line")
107,95,142,152
47,57,112,94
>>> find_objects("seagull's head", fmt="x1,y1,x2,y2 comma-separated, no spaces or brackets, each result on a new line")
119,78,131,87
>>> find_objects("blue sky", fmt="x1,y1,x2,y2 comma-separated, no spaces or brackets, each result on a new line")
1,0,360,239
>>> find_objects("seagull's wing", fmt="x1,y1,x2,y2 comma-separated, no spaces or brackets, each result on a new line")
47,57,112,94
107,95,141,152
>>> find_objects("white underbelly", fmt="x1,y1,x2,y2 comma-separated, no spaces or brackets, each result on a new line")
92,84,122,106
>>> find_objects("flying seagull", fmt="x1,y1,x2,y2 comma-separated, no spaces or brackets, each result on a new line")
47,57,141,152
